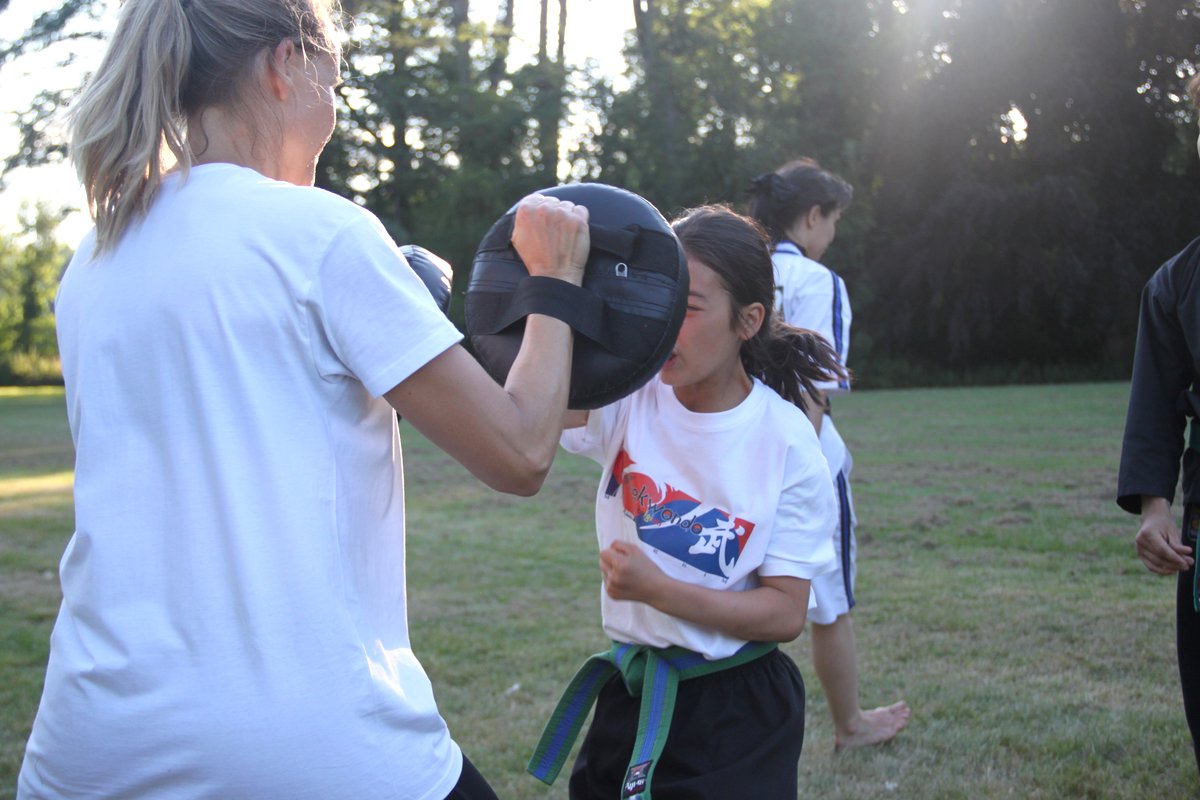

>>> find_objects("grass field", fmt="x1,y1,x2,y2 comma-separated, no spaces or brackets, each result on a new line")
0,382,1195,799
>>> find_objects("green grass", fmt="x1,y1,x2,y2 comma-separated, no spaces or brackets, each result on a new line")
1,383,1195,798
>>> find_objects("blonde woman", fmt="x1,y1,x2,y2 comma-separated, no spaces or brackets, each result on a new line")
17,0,588,797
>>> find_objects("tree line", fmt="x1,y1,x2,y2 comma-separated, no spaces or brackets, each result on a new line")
3,0,1199,386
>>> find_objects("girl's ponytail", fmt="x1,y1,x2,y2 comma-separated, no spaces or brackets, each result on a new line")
69,0,192,254
741,321,847,412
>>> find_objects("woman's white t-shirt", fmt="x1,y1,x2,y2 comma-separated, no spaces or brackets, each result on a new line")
19,164,464,799
562,377,838,660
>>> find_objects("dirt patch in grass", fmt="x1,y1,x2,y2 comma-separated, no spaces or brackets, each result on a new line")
0,570,60,611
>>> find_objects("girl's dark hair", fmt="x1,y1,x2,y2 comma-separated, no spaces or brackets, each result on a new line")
670,205,848,411
747,158,853,243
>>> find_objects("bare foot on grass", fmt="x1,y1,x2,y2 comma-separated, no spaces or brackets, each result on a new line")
834,701,911,751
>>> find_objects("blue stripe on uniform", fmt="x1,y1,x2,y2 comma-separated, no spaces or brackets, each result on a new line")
835,469,855,609
829,270,849,390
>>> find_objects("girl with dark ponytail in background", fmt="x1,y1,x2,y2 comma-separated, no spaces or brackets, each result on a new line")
749,158,910,752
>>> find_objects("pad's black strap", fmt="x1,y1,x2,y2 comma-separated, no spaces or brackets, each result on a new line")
489,215,639,259
588,225,637,260
469,281,674,362
482,276,607,344
483,216,679,279
610,227,681,279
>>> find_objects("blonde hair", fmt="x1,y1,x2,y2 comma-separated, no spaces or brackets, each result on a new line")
1189,73,1200,109
69,0,342,254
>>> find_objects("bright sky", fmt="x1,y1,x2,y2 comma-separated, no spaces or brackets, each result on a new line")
0,0,635,241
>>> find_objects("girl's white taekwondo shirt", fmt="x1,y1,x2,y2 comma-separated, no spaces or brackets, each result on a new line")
563,376,838,661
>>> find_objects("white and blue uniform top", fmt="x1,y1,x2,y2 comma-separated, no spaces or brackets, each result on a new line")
771,239,852,395
771,239,857,623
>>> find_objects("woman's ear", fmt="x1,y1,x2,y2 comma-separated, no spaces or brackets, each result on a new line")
739,302,766,341
266,39,298,101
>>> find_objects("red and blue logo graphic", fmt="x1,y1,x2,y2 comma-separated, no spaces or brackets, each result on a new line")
605,448,756,579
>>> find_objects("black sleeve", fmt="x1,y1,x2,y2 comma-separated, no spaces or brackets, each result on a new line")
1117,249,1197,514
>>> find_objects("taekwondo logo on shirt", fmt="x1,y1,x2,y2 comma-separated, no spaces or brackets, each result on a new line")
605,448,756,579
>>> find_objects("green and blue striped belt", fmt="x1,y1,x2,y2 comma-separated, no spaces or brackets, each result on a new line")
527,639,777,800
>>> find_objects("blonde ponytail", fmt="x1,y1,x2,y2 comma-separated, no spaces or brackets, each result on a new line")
69,0,342,255
69,0,192,254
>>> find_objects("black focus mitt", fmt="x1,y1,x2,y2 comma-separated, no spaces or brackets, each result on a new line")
465,183,689,410
401,244,453,316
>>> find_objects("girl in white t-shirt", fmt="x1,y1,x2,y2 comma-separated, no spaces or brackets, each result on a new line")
528,206,846,800
19,2,588,799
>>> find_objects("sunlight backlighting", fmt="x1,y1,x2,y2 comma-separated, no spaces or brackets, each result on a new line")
1001,106,1029,145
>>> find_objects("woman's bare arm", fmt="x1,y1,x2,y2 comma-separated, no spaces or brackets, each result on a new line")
386,194,589,495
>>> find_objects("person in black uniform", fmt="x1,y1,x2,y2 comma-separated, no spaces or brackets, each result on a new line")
1118,72,1200,778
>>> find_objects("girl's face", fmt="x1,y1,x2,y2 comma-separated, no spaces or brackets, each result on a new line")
660,257,760,411
795,206,841,261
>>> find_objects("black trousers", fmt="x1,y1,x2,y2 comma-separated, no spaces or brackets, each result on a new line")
444,754,499,800
1179,505,1200,777
568,647,806,800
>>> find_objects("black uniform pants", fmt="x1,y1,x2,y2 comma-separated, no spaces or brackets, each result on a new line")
1178,505,1200,777
568,647,806,800
444,755,499,800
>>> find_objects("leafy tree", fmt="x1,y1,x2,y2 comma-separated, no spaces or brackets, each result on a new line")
6,0,1200,384
595,0,775,211
315,0,578,311
0,204,71,383
862,0,1200,378
0,0,105,183
591,1,882,234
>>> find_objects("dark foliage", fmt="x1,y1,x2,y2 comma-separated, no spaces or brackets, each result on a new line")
4,0,1199,386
